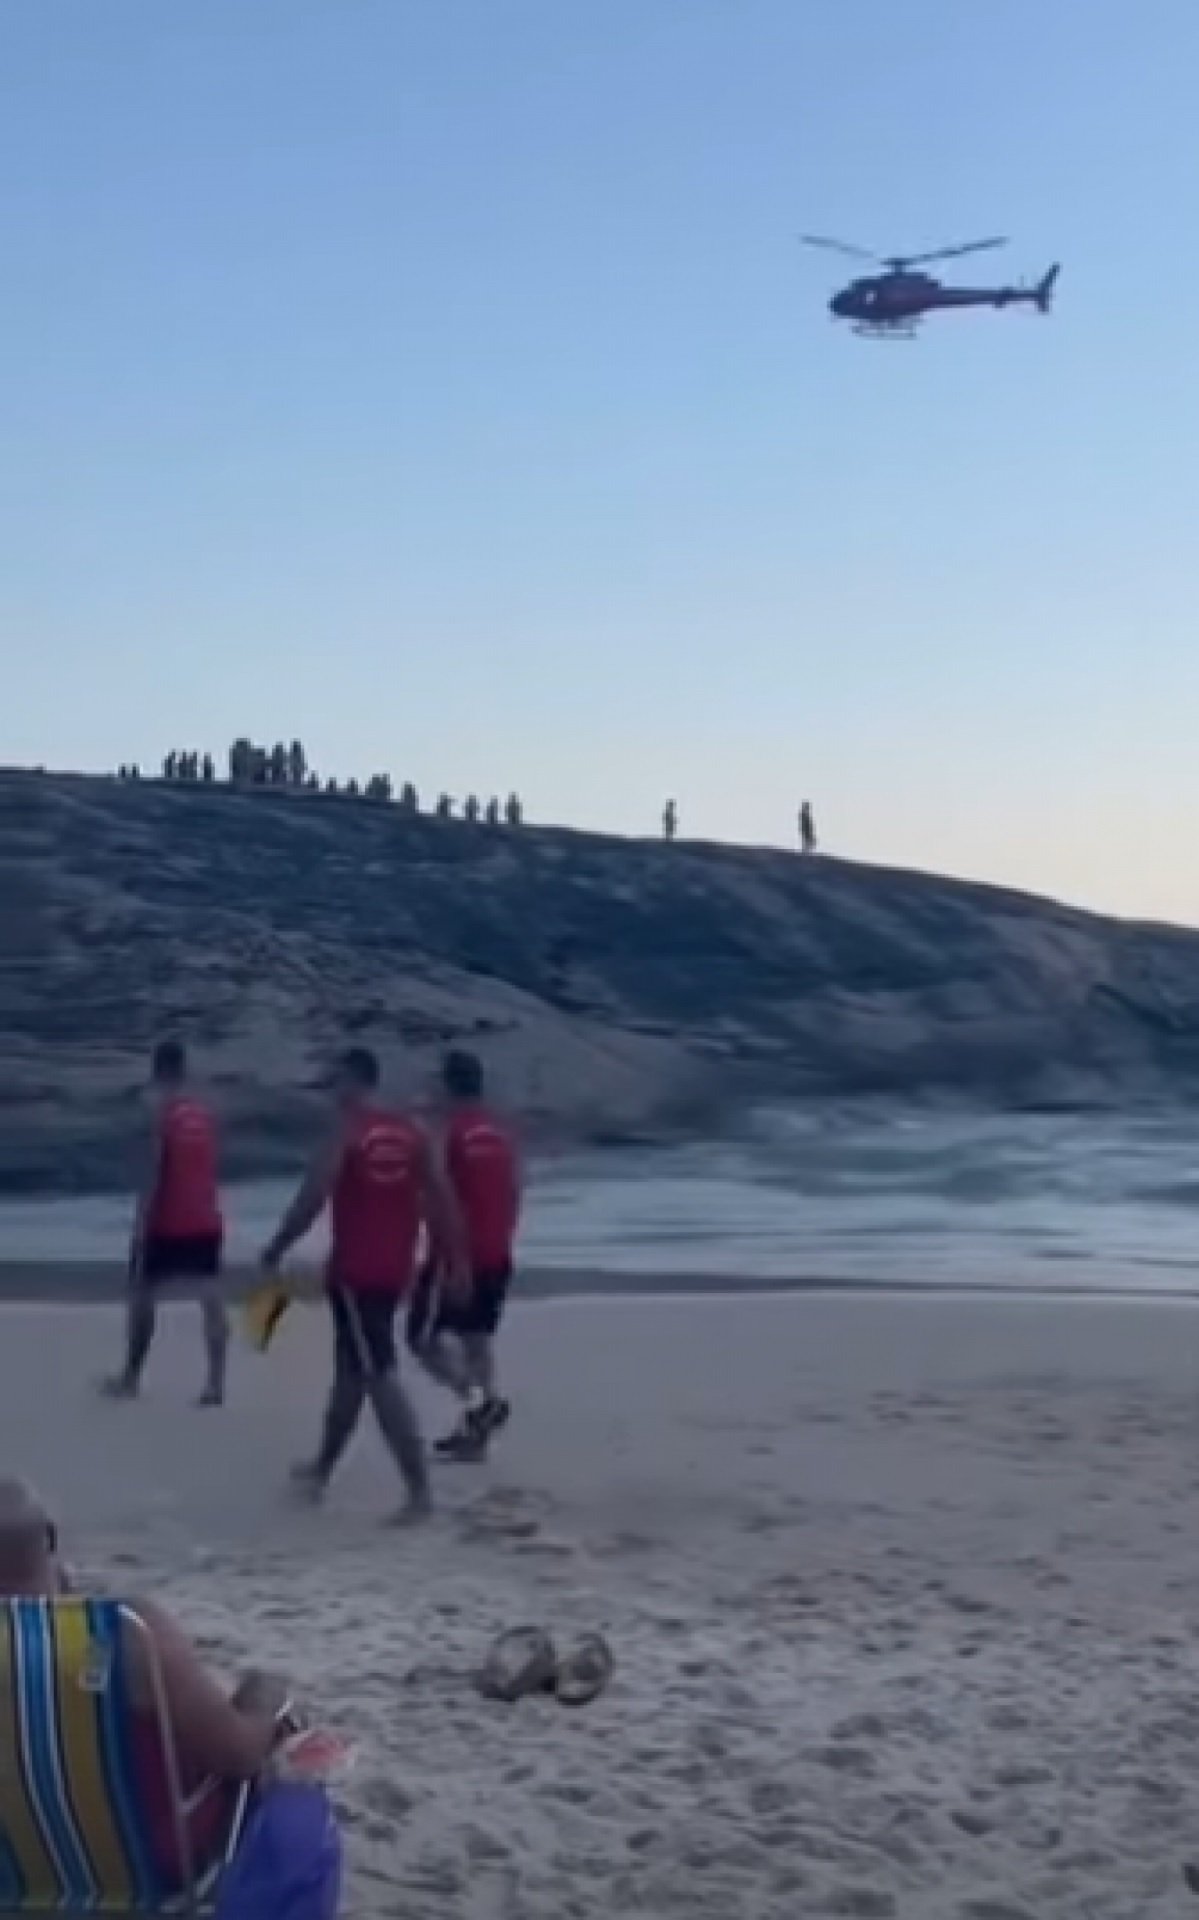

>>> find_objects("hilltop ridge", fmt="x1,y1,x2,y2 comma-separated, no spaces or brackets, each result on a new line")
4,768,1199,1194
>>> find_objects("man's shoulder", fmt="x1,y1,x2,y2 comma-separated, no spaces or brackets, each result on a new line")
158,1091,217,1131
452,1103,511,1139
353,1108,429,1157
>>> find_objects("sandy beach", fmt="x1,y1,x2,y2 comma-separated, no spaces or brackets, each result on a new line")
3,1289,1198,1918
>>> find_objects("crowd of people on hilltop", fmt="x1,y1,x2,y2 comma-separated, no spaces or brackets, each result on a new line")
112,742,821,850
112,738,526,825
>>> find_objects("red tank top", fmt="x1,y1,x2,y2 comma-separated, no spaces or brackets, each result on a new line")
445,1105,520,1270
146,1097,222,1239
329,1108,424,1294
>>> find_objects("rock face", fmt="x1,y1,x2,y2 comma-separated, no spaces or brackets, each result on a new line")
4,769,1199,1194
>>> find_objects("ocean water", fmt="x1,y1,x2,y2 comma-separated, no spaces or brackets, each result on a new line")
2,1106,1198,1295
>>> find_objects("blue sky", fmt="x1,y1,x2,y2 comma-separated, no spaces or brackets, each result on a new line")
3,0,1197,922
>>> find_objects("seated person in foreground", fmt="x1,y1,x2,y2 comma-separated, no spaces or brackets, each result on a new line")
0,1476,291,1885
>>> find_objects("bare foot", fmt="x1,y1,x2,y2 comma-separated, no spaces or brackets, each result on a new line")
195,1387,224,1409
289,1463,328,1506
386,1495,433,1529
99,1375,139,1401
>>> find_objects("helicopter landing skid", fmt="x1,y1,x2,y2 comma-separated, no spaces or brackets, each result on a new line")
851,320,920,340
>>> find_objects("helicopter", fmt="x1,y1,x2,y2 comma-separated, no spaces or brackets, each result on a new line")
803,235,1060,338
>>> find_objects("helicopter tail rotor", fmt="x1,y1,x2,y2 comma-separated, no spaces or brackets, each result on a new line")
1034,263,1060,313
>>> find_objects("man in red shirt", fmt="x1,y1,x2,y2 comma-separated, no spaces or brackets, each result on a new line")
104,1040,228,1406
407,1050,522,1462
260,1047,465,1523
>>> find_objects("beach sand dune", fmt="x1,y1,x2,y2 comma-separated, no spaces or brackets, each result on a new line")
2,1291,1197,1918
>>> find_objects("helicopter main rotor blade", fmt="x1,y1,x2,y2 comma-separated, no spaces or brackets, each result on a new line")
889,237,1008,269
800,234,880,263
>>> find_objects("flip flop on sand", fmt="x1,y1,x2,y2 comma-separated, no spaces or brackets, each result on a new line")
552,1633,614,1708
476,1627,559,1703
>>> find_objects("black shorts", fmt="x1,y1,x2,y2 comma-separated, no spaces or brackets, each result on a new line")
328,1287,401,1379
406,1260,512,1348
135,1234,223,1286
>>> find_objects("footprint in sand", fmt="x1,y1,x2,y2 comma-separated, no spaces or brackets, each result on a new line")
360,1776,417,1821
748,1779,791,1818
608,1530,657,1554
827,1889,896,1917
513,1538,574,1560
829,1714,886,1743
461,1823,512,1864
626,1828,661,1854
991,1764,1055,1790
959,1904,1036,1920
812,1744,878,1778
457,1489,548,1544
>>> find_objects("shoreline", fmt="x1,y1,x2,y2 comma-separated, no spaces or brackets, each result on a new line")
0,1258,1197,1307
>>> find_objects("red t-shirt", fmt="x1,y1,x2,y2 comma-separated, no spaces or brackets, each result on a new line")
328,1107,425,1294
445,1104,520,1270
145,1097,222,1240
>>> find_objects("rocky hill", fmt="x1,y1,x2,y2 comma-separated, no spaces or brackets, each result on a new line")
4,768,1199,1194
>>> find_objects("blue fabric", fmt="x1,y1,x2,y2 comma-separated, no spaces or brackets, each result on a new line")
214,1782,341,1920
86,1598,163,1905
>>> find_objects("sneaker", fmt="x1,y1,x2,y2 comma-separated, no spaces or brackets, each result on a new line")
433,1413,474,1458
474,1396,511,1438
433,1399,509,1462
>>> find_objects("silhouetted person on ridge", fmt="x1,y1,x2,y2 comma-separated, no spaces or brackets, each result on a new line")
663,798,678,842
799,801,817,855
202,754,215,782
485,798,500,827
505,793,522,827
464,795,481,824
